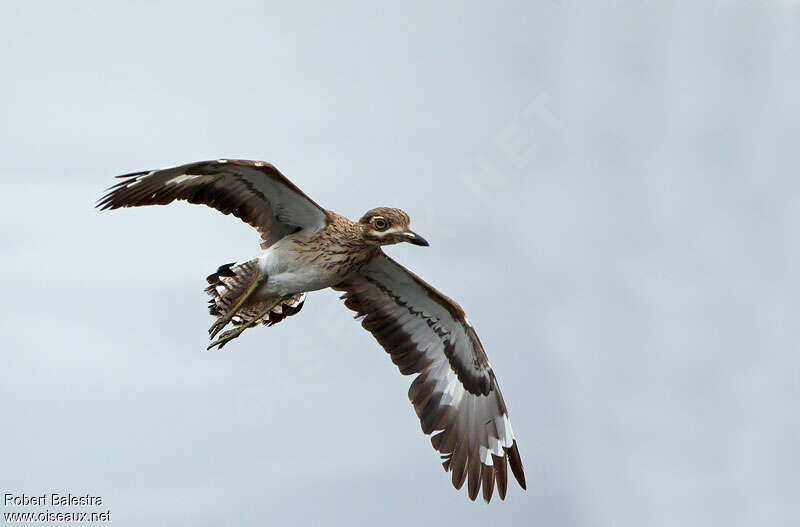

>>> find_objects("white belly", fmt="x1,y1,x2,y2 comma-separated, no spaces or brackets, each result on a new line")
255,237,352,296
266,268,340,295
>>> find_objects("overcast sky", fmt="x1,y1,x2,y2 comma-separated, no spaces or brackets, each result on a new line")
2,1,798,526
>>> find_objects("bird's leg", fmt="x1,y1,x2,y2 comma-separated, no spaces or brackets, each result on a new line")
208,269,268,340
207,295,290,351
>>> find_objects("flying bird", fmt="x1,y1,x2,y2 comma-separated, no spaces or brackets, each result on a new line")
97,159,525,502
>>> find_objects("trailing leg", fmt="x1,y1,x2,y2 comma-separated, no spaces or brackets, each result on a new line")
206,260,267,340
207,295,291,350
204,260,308,350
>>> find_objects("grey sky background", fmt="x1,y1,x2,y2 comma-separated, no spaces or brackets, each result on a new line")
2,1,798,525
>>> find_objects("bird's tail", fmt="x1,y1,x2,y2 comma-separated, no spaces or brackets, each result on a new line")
205,260,306,327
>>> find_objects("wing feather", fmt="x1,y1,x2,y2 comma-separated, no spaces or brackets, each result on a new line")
97,159,329,248
334,254,525,502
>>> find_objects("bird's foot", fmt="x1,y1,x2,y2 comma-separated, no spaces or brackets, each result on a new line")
206,295,290,351
208,270,267,340
208,316,232,340
207,326,247,350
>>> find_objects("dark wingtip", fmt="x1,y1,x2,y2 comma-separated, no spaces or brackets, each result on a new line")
115,169,151,179
451,446,468,490
97,168,158,210
492,454,508,500
507,441,526,490
481,464,495,503
467,458,481,501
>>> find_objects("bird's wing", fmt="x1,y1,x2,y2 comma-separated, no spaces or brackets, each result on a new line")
97,159,329,247
333,253,525,502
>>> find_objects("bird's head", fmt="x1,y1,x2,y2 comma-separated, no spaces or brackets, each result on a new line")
359,207,429,247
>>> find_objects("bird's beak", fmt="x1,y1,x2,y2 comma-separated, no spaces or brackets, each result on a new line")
401,229,429,247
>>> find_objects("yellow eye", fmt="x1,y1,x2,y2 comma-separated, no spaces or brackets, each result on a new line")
373,217,388,230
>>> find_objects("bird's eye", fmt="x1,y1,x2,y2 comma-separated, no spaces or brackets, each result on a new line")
373,217,388,230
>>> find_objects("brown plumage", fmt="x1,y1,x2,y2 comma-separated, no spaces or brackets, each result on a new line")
97,159,526,502
205,261,306,327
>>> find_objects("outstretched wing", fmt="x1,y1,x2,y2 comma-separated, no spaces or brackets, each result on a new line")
97,159,329,248
333,254,526,502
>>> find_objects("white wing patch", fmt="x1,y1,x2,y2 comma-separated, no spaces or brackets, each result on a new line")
333,254,526,502
98,159,330,249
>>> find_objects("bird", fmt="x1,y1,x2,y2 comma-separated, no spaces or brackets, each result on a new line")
97,159,526,502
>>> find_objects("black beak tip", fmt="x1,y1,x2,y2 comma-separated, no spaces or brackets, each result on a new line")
405,231,429,247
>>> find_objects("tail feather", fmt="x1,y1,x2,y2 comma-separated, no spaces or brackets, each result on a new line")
206,260,306,327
